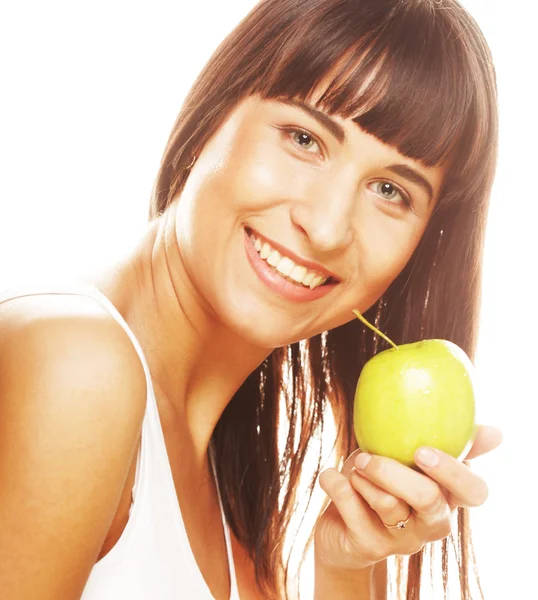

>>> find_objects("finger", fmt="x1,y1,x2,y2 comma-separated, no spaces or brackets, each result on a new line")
341,448,362,478
414,447,489,508
350,472,429,554
464,425,503,460
319,468,379,541
350,469,412,530
354,452,450,527
318,468,377,534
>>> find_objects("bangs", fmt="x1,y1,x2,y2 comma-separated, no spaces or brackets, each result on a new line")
250,0,493,179
151,0,497,218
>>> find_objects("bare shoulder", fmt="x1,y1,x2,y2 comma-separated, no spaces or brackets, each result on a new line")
0,291,146,388
0,292,147,428
0,292,147,599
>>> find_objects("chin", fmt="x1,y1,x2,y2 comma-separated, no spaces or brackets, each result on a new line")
220,305,303,350
236,317,301,349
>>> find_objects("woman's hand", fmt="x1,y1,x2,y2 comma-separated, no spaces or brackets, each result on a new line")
314,424,503,572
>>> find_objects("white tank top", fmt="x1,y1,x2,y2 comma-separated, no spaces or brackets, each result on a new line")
0,284,240,600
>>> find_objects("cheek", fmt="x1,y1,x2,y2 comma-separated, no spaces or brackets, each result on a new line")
359,218,425,286
207,133,309,212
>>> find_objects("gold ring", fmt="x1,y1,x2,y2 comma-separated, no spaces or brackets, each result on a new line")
382,512,412,530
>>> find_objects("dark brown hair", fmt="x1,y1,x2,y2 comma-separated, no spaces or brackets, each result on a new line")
149,0,498,597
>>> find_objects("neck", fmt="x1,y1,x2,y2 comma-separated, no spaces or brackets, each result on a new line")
88,206,271,469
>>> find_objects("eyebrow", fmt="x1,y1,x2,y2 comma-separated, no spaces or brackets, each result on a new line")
276,97,347,144
276,97,435,203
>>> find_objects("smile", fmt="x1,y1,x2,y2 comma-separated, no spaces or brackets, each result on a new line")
247,229,330,289
243,227,338,303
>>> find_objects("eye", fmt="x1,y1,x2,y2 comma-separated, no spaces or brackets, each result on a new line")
370,181,413,210
282,127,323,156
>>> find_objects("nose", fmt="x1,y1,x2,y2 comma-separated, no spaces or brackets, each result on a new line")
289,172,356,253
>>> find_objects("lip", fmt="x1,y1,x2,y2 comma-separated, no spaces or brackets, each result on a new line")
244,228,338,302
246,226,341,282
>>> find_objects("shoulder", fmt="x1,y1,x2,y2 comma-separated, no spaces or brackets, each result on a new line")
0,291,147,408
0,291,147,460
0,292,147,598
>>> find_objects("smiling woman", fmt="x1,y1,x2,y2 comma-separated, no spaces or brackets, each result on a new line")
0,1,501,600
168,92,444,346
142,2,497,597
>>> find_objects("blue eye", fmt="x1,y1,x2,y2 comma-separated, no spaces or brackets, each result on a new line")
371,181,412,209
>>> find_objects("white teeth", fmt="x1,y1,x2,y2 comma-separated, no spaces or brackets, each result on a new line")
275,256,295,277
266,250,281,267
309,275,326,290
302,271,315,287
260,242,271,260
248,230,332,290
289,265,307,283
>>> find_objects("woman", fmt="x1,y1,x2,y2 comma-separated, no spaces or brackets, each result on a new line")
0,0,502,598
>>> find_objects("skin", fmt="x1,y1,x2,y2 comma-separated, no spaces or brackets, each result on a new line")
316,426,502,572
92,87,502,579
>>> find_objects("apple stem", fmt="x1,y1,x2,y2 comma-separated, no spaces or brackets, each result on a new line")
352,309,399,350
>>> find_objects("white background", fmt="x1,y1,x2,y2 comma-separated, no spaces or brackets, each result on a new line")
1,1,536,599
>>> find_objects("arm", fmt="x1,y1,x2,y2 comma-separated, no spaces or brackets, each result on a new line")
314,558,387,600
0,303,146,599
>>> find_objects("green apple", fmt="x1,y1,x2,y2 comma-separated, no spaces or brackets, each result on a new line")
352,309,477,468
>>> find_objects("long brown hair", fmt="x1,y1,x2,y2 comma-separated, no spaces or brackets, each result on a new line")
149,0,498,597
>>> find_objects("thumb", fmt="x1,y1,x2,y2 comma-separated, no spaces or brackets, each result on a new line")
464,424,503,460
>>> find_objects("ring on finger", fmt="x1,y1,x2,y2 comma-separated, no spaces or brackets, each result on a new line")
382,510,413,530
350,466,413,531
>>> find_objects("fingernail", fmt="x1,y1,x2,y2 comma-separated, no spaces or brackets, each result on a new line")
355,453,371,470
416,447,439,468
